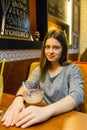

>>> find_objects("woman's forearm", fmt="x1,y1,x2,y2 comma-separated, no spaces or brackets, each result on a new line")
45,96,77,117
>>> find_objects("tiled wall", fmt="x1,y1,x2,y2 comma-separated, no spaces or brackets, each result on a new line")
80,0,87,53
0,50,41,62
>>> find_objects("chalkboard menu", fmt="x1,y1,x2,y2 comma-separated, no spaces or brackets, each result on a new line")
0,0,30,39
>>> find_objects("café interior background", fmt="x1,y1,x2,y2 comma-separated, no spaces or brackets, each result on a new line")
0,0,87,95
0,0,87,61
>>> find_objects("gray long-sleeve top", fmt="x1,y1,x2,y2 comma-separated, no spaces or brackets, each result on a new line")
26,64,84,107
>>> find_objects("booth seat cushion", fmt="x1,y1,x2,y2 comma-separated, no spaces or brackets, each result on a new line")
75,62,87,113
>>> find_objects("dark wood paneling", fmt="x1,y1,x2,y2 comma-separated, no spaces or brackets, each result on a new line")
0,38,42,49
0,58,39,95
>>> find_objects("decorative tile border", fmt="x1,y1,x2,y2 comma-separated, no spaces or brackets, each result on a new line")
0,50,41,62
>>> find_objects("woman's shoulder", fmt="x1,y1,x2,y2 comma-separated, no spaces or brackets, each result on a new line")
65,63,79,68
33,65,40,71
28,65,41,78
64,63,81,74
29,65,40,75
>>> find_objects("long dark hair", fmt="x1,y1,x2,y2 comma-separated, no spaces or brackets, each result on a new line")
40,30,69,82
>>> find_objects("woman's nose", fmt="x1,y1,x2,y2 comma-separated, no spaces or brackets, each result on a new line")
49,48,53,53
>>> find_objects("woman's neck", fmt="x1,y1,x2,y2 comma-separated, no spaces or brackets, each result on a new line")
49,62,61,70
48,62,63,78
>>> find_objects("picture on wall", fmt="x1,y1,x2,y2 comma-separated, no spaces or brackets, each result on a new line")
48,0,69,24
72,0,80,50
73,0,80,33
0,0,30,40
73,35,79,49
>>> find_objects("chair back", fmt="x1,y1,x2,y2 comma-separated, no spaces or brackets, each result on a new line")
75,62,87,113
28,62,40,77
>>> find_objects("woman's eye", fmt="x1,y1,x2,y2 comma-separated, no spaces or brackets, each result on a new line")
53,46,59,49
45,46,50,49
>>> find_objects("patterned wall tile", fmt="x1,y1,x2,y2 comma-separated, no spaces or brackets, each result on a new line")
0,50,41,62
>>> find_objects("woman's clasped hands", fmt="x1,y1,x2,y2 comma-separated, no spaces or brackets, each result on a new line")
1,96,24,127
13,105,51,128
1,97,51,128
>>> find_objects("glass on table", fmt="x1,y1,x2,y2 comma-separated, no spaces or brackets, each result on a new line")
0,58,6,118
22,81,44,104
0,75,3,118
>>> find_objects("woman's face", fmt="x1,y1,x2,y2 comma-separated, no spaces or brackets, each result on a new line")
45,38,62,63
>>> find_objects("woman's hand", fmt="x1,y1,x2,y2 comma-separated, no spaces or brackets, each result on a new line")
14,105,52,128
1,96,25,127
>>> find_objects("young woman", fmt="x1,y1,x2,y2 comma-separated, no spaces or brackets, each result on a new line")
2,30,84,128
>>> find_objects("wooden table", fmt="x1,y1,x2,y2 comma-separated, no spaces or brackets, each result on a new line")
0,93,87,130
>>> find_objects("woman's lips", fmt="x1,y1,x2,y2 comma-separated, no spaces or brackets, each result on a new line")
47,55,55,59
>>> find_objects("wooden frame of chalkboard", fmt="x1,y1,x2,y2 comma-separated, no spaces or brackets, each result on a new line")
0,38,42,49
